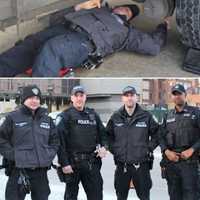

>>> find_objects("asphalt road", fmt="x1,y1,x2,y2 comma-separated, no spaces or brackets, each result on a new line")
0,148,169,200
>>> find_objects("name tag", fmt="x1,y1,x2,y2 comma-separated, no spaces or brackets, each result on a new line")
184,113,191,117
166,118,175,123
135,122,147,127
115,123,124,127
40,122,50,129
15,122,28,127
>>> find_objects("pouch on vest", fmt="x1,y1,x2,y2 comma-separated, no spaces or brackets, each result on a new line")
148,152,154,170
183,48,200,75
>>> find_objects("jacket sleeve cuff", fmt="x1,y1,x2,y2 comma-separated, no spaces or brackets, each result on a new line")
4,150,15,161
191,144,199,152
61,159,70,167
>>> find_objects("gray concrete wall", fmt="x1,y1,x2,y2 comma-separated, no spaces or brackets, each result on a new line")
80,79,143,95
81,79,143,122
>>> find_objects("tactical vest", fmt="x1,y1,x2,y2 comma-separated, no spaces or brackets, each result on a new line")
65,108,99,153
165,106,200,150
64,7,130,57
9,107,55,168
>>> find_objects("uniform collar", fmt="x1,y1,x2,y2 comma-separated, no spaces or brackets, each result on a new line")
174,103,188,114
71,106,89,114
119,103,142,118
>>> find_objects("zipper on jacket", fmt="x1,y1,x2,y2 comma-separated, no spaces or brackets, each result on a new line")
31,119,41,167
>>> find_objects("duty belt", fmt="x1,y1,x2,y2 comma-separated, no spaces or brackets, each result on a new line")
116,161,142,173
71,152,96,162
69,23,103,70
69,23,95,52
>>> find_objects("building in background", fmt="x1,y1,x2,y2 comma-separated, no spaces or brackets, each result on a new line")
0,79,79,112
0,79,200,121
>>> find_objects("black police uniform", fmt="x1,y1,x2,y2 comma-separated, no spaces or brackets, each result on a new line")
56,106,108,200
106,104,159,200
160,104,200,200
0,105,60,200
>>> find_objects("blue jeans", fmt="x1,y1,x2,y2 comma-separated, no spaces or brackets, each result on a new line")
0,24,69,77
32,30,93,77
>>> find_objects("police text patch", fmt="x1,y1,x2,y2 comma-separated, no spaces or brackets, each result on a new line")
135,122,147,127
40,122,50,129
77,119,96,125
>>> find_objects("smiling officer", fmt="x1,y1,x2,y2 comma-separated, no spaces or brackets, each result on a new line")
56,85,108,200
0,84,60,200
106,86,159,200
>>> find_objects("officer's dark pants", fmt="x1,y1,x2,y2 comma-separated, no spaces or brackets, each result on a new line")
165,161,198,200
5,168,50,200
32,30,93,77
64,158,103,200
0,24,68,77
114,162,152,200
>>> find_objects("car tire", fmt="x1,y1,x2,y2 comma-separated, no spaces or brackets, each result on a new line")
176,0,200,49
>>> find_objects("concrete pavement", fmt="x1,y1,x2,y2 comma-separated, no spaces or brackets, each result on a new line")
0,148,169,200
0,12,197,78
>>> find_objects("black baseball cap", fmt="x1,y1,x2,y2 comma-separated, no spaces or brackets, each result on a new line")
71,85,86,95
171,84,186,95
122,86,137,95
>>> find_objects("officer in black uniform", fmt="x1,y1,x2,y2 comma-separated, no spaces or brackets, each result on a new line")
160,84,200,200
106,86,159,200
56,85,108,200
0,0,170,77
0,85,60,200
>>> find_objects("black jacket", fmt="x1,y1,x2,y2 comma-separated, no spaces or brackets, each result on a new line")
106,104,159,164
64,7,167,57
160,104,200,154
56,106,108,167
0,105,60,168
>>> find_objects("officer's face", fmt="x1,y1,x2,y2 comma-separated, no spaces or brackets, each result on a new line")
171,92,186,106
112,6,133,21
71,92,86,111
122,93,137,108
24,96,40,110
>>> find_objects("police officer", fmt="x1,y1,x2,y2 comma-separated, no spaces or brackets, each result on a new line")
106,86,159,200
0,85,60,200
160,84,200,200
0,0,170,77
56,85,108,200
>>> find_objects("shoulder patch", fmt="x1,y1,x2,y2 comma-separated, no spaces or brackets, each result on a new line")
0,117,6,126
55,116,62,126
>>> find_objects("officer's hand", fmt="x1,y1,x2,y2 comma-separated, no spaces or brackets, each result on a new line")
95,147,107,158
164,149,180,162
163,16,173,30
62,165,74,174
180,148,194,160
75,0,101,11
